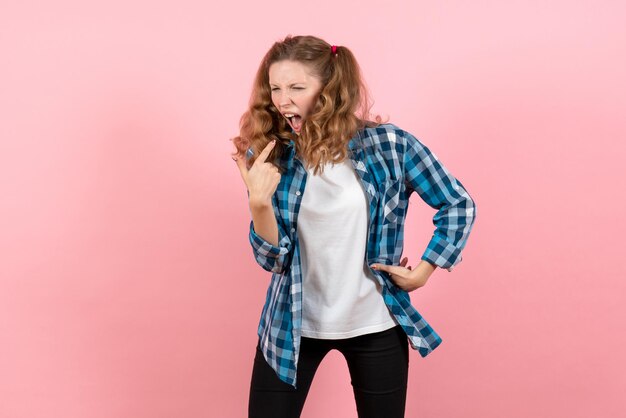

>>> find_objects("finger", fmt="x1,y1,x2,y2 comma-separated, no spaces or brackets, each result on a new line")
370,263,392,273
400,257,408,267
254,140,276,165
370,263,382,271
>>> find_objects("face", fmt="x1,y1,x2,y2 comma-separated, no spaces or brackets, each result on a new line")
268,60,323,135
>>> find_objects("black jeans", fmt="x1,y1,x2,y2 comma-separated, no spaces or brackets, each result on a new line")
248,325,409,418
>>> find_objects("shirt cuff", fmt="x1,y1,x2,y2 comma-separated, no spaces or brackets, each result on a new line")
420,234,463,272
249,220,291,259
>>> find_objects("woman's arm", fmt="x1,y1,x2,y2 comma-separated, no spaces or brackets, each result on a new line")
249,199,279,247
371,131,476,289
371,256,437,292
235,140,293,273
402,130,477,272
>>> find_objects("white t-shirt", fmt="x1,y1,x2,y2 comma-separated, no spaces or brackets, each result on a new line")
298,159,397,339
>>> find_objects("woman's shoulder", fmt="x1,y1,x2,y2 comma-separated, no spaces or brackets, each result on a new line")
360,122,414,146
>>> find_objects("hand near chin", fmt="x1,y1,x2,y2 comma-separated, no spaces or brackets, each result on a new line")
232,139,281,204
370,257,434,292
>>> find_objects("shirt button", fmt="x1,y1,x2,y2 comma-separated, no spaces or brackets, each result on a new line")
291,228,296,233
295,191,301,196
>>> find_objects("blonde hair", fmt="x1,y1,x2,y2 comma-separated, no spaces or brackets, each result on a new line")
231,35,387,175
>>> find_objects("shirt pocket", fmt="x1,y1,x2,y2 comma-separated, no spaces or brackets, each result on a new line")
380,179,401,224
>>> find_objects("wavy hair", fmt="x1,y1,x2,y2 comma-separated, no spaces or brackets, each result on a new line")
231,35,387,175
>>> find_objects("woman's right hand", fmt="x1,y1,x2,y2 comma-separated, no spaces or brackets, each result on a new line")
233,140,281,205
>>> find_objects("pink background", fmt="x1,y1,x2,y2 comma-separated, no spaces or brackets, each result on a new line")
1,1,625,417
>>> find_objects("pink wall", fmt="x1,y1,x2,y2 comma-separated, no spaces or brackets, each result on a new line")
1,1,625,417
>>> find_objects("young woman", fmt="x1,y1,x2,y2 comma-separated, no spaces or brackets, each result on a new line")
231,35,477,418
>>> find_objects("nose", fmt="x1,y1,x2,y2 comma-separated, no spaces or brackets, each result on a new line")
275,90,294,108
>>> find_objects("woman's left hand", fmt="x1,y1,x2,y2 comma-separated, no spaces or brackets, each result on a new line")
370,257,435,292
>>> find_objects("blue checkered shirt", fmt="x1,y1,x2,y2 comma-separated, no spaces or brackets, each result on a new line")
246,123,477,388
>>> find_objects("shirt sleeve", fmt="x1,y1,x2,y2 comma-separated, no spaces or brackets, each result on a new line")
248,214,293,274
401,130,477,272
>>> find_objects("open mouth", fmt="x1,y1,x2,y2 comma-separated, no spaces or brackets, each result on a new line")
282,112,303,133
